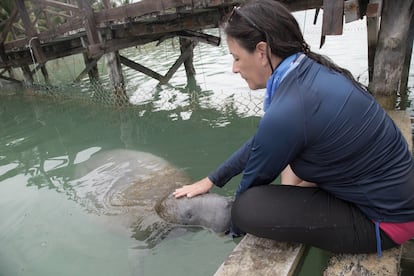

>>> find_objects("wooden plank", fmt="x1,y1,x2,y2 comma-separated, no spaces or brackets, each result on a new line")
214,234,306,276
322,0,344,36
324,246,402,276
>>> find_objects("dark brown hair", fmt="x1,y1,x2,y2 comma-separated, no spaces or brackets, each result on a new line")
224,0,363,87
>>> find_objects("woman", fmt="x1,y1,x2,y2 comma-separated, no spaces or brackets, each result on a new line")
174,0,414,255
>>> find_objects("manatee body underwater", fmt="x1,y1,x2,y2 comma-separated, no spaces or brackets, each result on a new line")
71,149,233,246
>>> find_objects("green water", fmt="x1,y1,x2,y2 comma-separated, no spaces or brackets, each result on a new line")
0,91,258,276
1,11,413,276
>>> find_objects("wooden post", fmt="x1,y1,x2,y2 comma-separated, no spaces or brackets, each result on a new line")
399,13,414,108
103,30,127,106
82,52,99,82
76,0,101,58
105,50,127,106
21,65,34,86
16,0,50,84
179,37,197,83
369,0,414,109
365,0,381,84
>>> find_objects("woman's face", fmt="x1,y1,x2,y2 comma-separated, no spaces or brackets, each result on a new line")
227,37,272,90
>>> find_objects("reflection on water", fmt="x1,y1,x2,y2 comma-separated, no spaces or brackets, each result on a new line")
0,10,413,276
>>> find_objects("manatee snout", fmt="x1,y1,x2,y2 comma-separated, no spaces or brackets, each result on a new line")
155,193,233,233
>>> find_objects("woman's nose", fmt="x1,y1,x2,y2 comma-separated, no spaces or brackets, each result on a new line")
232,62,239,73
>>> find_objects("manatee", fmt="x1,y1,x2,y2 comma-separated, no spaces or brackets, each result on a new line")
71,149,232,246
155,193,233,233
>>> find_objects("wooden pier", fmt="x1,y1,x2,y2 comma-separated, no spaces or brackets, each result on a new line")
0,0,412,108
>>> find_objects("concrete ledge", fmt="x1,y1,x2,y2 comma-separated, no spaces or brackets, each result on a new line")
387,110,413,151
214,234,306,276
323,246,402,275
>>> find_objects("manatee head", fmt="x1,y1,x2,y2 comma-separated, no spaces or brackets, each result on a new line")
155,193,233,233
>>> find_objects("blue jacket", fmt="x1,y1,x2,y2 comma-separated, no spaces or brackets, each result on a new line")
209,56,414,223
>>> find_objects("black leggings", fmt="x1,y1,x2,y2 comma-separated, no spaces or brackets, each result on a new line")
231,185,398,254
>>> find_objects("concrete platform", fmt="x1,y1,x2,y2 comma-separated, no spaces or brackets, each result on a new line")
214,234,306,276
323,247,402,275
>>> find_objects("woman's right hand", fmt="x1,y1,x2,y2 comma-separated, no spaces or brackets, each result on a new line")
173,177,214,198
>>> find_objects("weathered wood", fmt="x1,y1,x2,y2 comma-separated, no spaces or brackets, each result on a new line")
214,234,306,276
77,0,101,58
279,0,323,12
21,64,34,86
160,39,195,84
369,0,413,110
400,13,414,98
0,74,22,84
35,0,80,13
344,0,360,23
366,16,379,83
103,31,127,105
82,52,99,82
120,55,164,81
74,55,102,82
16,0,47,64
324,247,402,276
179,37,197,81
0,7,18,44
320,0,344,48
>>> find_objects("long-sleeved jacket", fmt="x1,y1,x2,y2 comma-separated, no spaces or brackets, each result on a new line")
209,55,414,223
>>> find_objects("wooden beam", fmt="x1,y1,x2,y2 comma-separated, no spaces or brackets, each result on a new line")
160,39,195,84
119,55,164,81
35,0,80,13
74,55,102,82
177,30,220,46
0,74,22,84
44,8,72,18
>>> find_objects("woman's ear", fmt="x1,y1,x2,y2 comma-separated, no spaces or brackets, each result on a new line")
256,42,269,65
